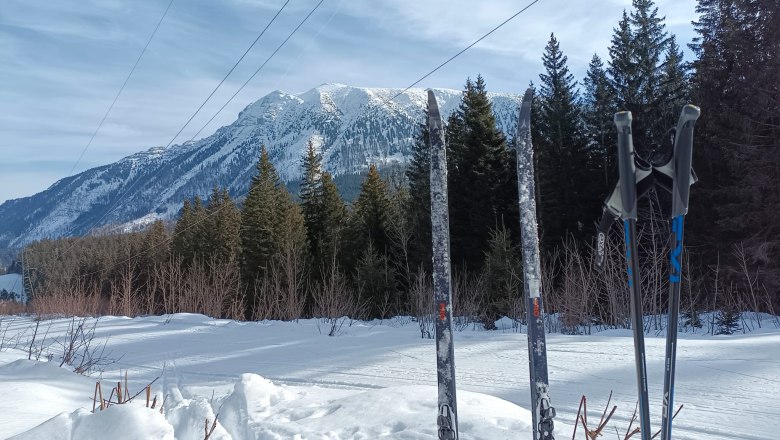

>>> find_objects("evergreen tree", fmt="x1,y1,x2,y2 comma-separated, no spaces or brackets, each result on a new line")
240,146,286,292
482,225,521,329
535,34,598,248
300,140,324,264
608,1,673,156
172,196,207,265
405,113,432,274
142,220,169,267
447,76,517,272
344,164,397,314
172,199,194,262
204,187,241,263
608,11,639,112
659,35,689,126
354,241,397,319
582,54,617,192
348,164,391,258
319,172,347,266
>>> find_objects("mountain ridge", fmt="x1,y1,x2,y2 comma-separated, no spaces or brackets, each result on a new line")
0,83,522,249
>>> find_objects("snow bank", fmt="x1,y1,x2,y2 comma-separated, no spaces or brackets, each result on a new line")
10,404,173,440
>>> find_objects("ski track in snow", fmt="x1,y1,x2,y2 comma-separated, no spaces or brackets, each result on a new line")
0,314,777,439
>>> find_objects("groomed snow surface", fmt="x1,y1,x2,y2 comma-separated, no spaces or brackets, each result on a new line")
0,314,777,439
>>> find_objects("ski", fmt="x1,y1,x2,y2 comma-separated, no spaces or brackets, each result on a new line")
614,111,652,440
427,90,459,440
660,105,700,440
515,88,556,440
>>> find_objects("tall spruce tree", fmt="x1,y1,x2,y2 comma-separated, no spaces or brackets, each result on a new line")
608,1,672,157
300,140,326,269
659,35,689,127
204,187,241,263
240,146,286,291
447,76,517,272
319,172,346,265
172,199,195,262
405,113,432,274
347,164,391,258
535,34,598,248
582,54,617,192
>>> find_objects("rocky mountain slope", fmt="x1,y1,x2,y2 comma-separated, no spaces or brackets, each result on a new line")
0,83,521,248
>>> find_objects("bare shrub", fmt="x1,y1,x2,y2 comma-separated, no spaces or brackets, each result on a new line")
57,317,118,374
155,256,186,315
409,268,434,339
557,240,599,334
32,275,103,318
452,271,485,331
313,258,357,336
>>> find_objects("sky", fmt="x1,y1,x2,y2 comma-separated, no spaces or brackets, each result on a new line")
0,0,698,204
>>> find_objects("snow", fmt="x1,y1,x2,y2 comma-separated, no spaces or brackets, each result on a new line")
0,314,777,439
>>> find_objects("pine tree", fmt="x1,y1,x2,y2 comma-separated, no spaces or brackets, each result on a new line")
582,54,617,192
240,146,285,290
204,187,241,263
608,1,673,156
319,172,346,266
172,199,194,262
405,113,432,274
300,140,324,264
608,11,639,112
349,164,391,257
447,76,517,272
535,34,598,248
482,224,521,329
344,164,395,314
659,35,689,126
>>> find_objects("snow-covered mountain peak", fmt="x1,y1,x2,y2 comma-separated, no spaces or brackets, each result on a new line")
0,83,522,248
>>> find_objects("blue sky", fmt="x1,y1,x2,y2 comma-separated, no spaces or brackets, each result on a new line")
0,0,698,203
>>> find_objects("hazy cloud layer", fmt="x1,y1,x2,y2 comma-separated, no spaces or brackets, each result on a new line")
0,0,697,202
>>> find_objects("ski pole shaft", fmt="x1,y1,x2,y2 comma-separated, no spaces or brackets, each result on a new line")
615,111,651,440
661,104,700,440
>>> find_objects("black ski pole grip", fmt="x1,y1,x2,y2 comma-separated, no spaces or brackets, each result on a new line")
671,104,700,217
614,111,637,220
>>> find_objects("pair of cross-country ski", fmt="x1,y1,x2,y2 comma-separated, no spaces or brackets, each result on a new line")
426,88,699,440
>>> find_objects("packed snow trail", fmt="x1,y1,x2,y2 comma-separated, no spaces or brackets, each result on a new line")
0,314,777,439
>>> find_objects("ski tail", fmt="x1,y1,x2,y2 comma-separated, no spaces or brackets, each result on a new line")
614,111,652,440
516,88,556,440
661,105,700,440
427,90,459,440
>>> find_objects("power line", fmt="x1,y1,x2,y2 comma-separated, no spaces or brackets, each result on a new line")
165,0,292,149
66,0,295,242
188,0,327,142
69,0,176,177
385,0,541,105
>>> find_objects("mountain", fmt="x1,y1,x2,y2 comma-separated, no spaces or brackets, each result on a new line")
0,83,521,248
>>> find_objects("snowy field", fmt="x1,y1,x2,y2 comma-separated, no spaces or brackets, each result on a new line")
0,313,777,439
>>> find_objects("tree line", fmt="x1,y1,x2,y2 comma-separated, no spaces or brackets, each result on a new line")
14,0,779,331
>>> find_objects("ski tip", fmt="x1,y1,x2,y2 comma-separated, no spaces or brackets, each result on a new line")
522,88,533,103
427,89,441,120
614,111,632,127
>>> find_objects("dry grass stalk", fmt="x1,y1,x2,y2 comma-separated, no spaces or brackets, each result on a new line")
572,392,617,440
